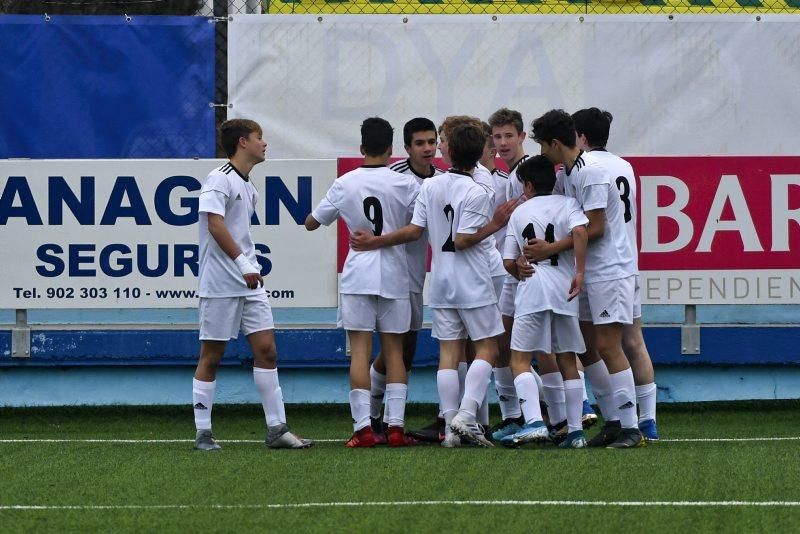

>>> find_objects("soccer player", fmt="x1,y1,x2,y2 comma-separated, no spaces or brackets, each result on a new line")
501,156,589,449
369,118,443,443
305,117,420,448
193,118,312,451
528,109,644,448
486,108,529,441
351,122,508,447
572,107,659,441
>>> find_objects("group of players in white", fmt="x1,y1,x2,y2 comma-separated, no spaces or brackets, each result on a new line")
192,107,659,451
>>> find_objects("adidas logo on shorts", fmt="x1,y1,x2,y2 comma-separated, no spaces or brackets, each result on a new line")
618,401,635,410
194,403,208,410
600,310,610,318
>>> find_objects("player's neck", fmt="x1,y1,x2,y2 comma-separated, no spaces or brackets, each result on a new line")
505,152,526,172
363,155,388,167
228,154,255,179
408,158,432,177
479,156,495,172
562,147,583,170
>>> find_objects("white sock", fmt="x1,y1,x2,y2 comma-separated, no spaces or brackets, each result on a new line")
253,367,286,428
578,370,589,402
564,379,584,433
193,378,216,431
541,372,566,426
384,383,408,428
609,368,638,429
478,392,490,426
584,360,617,422
636,383,658,423
457,361,468,400
460,359,492,417
349,389,370,432
513,372,543,425
369,364,387,420
437,369,460,438
531,367,545,403
494,366,521,420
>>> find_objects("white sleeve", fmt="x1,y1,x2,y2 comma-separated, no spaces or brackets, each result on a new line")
502,218,520,260
458,189,490,235
199,174,230,216
565,198,590,232
410,185,428,228
580,166,612,211
553,171,565,195
311,179,344,226
407,178,421,221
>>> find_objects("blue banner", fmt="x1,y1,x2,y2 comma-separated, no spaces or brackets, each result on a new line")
0,15,215,158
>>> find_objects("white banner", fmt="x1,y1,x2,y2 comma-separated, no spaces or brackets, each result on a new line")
228,14,800,159
0,159,338,308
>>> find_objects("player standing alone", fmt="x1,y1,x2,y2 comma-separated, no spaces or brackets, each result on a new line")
193,119,313,451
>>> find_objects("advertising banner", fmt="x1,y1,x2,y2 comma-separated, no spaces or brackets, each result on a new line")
228,15,800,159
336,156,800,304
0,159,338,308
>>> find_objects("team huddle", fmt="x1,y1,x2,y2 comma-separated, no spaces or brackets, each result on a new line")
191,107,659,451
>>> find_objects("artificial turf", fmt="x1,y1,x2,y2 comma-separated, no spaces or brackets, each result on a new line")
1,401,798,533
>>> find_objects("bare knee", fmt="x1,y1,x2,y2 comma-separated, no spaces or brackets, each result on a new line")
252,343,277,368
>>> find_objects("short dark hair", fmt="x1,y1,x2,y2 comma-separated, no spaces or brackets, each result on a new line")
516,155,557,195
488,108,524,134
403,117,437,146
531,109,576,148
361,117,393,157
448,123,485,170
220,119,262,158
572,107,613,148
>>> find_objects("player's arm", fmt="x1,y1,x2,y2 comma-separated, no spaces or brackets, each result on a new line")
350,224,425,251
568,224,588,301
523,233,574,263
584,208,606,241
305,181,342,232
454,198,517,250
207,213,263,289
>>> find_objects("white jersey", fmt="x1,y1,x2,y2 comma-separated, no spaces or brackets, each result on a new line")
488,167,510,252
587,149,639,272
555,150,637,283
390,158,444,294
504,155,530,204
198,162,263,298
503,195,588,317
311,165,420,299
502,155,530,285
412,170,496,309
473,163,508,278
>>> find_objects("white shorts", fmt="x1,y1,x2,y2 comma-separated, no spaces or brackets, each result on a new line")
431,304,504,341
578,275,635,325
633,275,642,320
410,291,424,332
499,280,517,317
510,311,586,354
199,293,274,341
338,294,411,334
492,274,505,302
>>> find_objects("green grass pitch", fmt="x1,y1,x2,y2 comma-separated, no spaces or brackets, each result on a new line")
1,401,799,532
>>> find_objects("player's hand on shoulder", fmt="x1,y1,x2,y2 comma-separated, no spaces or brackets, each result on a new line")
350,229,379,251
516,254,535,280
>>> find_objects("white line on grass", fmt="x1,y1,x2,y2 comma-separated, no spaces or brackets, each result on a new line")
1,437,799,444
1,500,800,511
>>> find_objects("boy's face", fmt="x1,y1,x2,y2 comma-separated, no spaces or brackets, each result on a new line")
406,130,437,169
242,131,267,163
438,133,451,166
537,139,560,165
491,124,525,164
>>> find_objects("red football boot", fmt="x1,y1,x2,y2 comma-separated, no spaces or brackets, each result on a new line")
387,426,422,447
345,426,377,448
